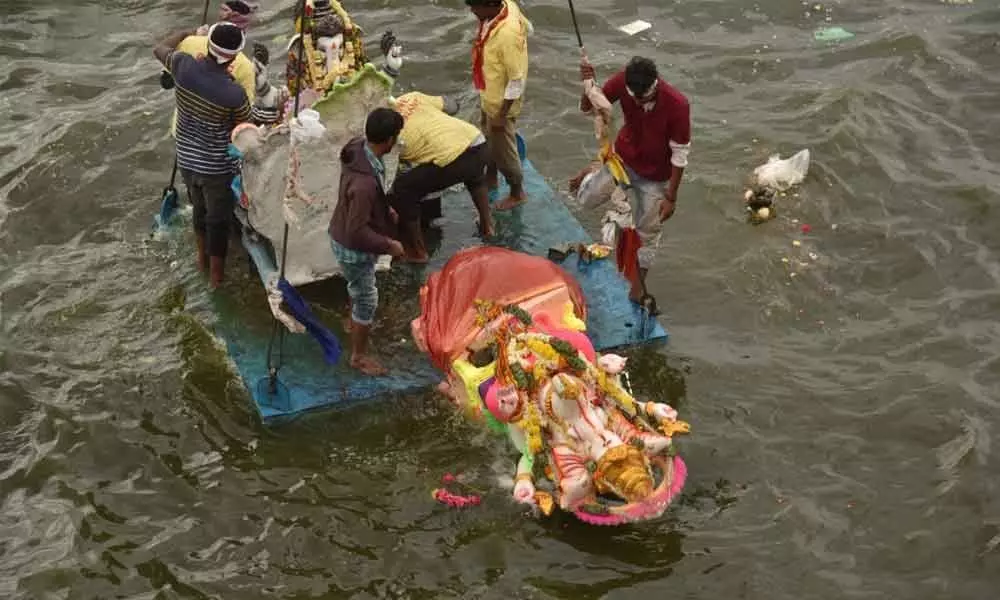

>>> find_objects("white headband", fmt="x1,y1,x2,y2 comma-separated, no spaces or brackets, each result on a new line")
626,81,657,100
207,22,246,64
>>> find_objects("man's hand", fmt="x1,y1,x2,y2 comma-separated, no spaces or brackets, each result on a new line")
388,207,399,224
387,239,405,257
659,190,677,222
441,95,461,116
579,56,596,112
196,24,210,36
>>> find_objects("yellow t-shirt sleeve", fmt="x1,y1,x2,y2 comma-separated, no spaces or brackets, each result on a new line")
498,26,528,83
404,92,444,112
231,55,256,103
165,36,255,102
171,35,202,69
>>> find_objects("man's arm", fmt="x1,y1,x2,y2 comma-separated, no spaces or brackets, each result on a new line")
660,100,692,222
342,182,394,256
233,89,252,125
441,95,460,116
579,58,594,113
491,28,528,129
153,28,197,69
580,67,626,113
660,165,685,222
579,56,596,113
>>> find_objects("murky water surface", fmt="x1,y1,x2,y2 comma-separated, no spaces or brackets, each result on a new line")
1,0,999,598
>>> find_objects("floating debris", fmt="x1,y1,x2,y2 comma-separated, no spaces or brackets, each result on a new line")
792,240,802,247
814,27,854,42
619,20,652,36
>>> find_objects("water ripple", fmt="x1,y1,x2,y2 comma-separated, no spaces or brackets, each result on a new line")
1,0,999,597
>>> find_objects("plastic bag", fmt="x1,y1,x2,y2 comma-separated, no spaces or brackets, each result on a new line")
290,109,326,142
752,149,810,190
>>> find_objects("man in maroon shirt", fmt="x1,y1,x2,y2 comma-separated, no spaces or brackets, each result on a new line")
572,56,691,306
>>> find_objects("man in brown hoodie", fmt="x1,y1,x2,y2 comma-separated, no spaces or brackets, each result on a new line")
329,108,406,375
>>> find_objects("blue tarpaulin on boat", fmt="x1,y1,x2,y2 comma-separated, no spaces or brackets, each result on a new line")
214,152,667,421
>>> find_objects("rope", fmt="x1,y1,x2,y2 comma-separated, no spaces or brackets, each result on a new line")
265,0,309,391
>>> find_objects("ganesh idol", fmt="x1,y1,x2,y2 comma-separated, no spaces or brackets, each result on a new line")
285,0,404,102
412,247,689,525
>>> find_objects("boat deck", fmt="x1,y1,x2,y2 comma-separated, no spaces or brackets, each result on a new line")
219,152,668,421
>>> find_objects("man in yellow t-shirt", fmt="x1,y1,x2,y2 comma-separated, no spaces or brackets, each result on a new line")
166,33,255,136
466,0,529,210
389,92,492,262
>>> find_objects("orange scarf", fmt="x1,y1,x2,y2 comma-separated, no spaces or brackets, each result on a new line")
471,3,509,90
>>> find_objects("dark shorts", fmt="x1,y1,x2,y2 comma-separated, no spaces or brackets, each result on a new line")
181,170,235,257
390,143,487,222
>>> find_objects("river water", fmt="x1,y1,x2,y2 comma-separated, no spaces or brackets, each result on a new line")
2,0,999,598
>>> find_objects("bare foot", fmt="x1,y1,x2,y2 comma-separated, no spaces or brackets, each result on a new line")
495,193,526,211
351,355,387,376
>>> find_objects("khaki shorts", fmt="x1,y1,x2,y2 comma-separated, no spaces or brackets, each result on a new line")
577,163,665,269
480,111,523,189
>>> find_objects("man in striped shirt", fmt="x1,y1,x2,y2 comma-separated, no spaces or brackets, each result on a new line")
154,22,252,288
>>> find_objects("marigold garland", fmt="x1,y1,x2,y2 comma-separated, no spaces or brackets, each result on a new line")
531,361,549,388
516,402,544,455
524,337,559,362
470,298,662,468
494,327,513,386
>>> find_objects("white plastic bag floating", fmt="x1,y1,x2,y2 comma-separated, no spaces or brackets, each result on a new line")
753,149,810,191
290,108,326,142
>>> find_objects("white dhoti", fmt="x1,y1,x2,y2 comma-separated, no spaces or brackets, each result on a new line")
576,164,665,269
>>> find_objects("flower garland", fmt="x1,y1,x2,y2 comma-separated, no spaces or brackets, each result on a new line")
523,336,560,363
475,298,647,424
471,299,670,491
517,403,544,455
432,472,482,508
589,366,637,416
474,299,503,327
493,326,514,386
